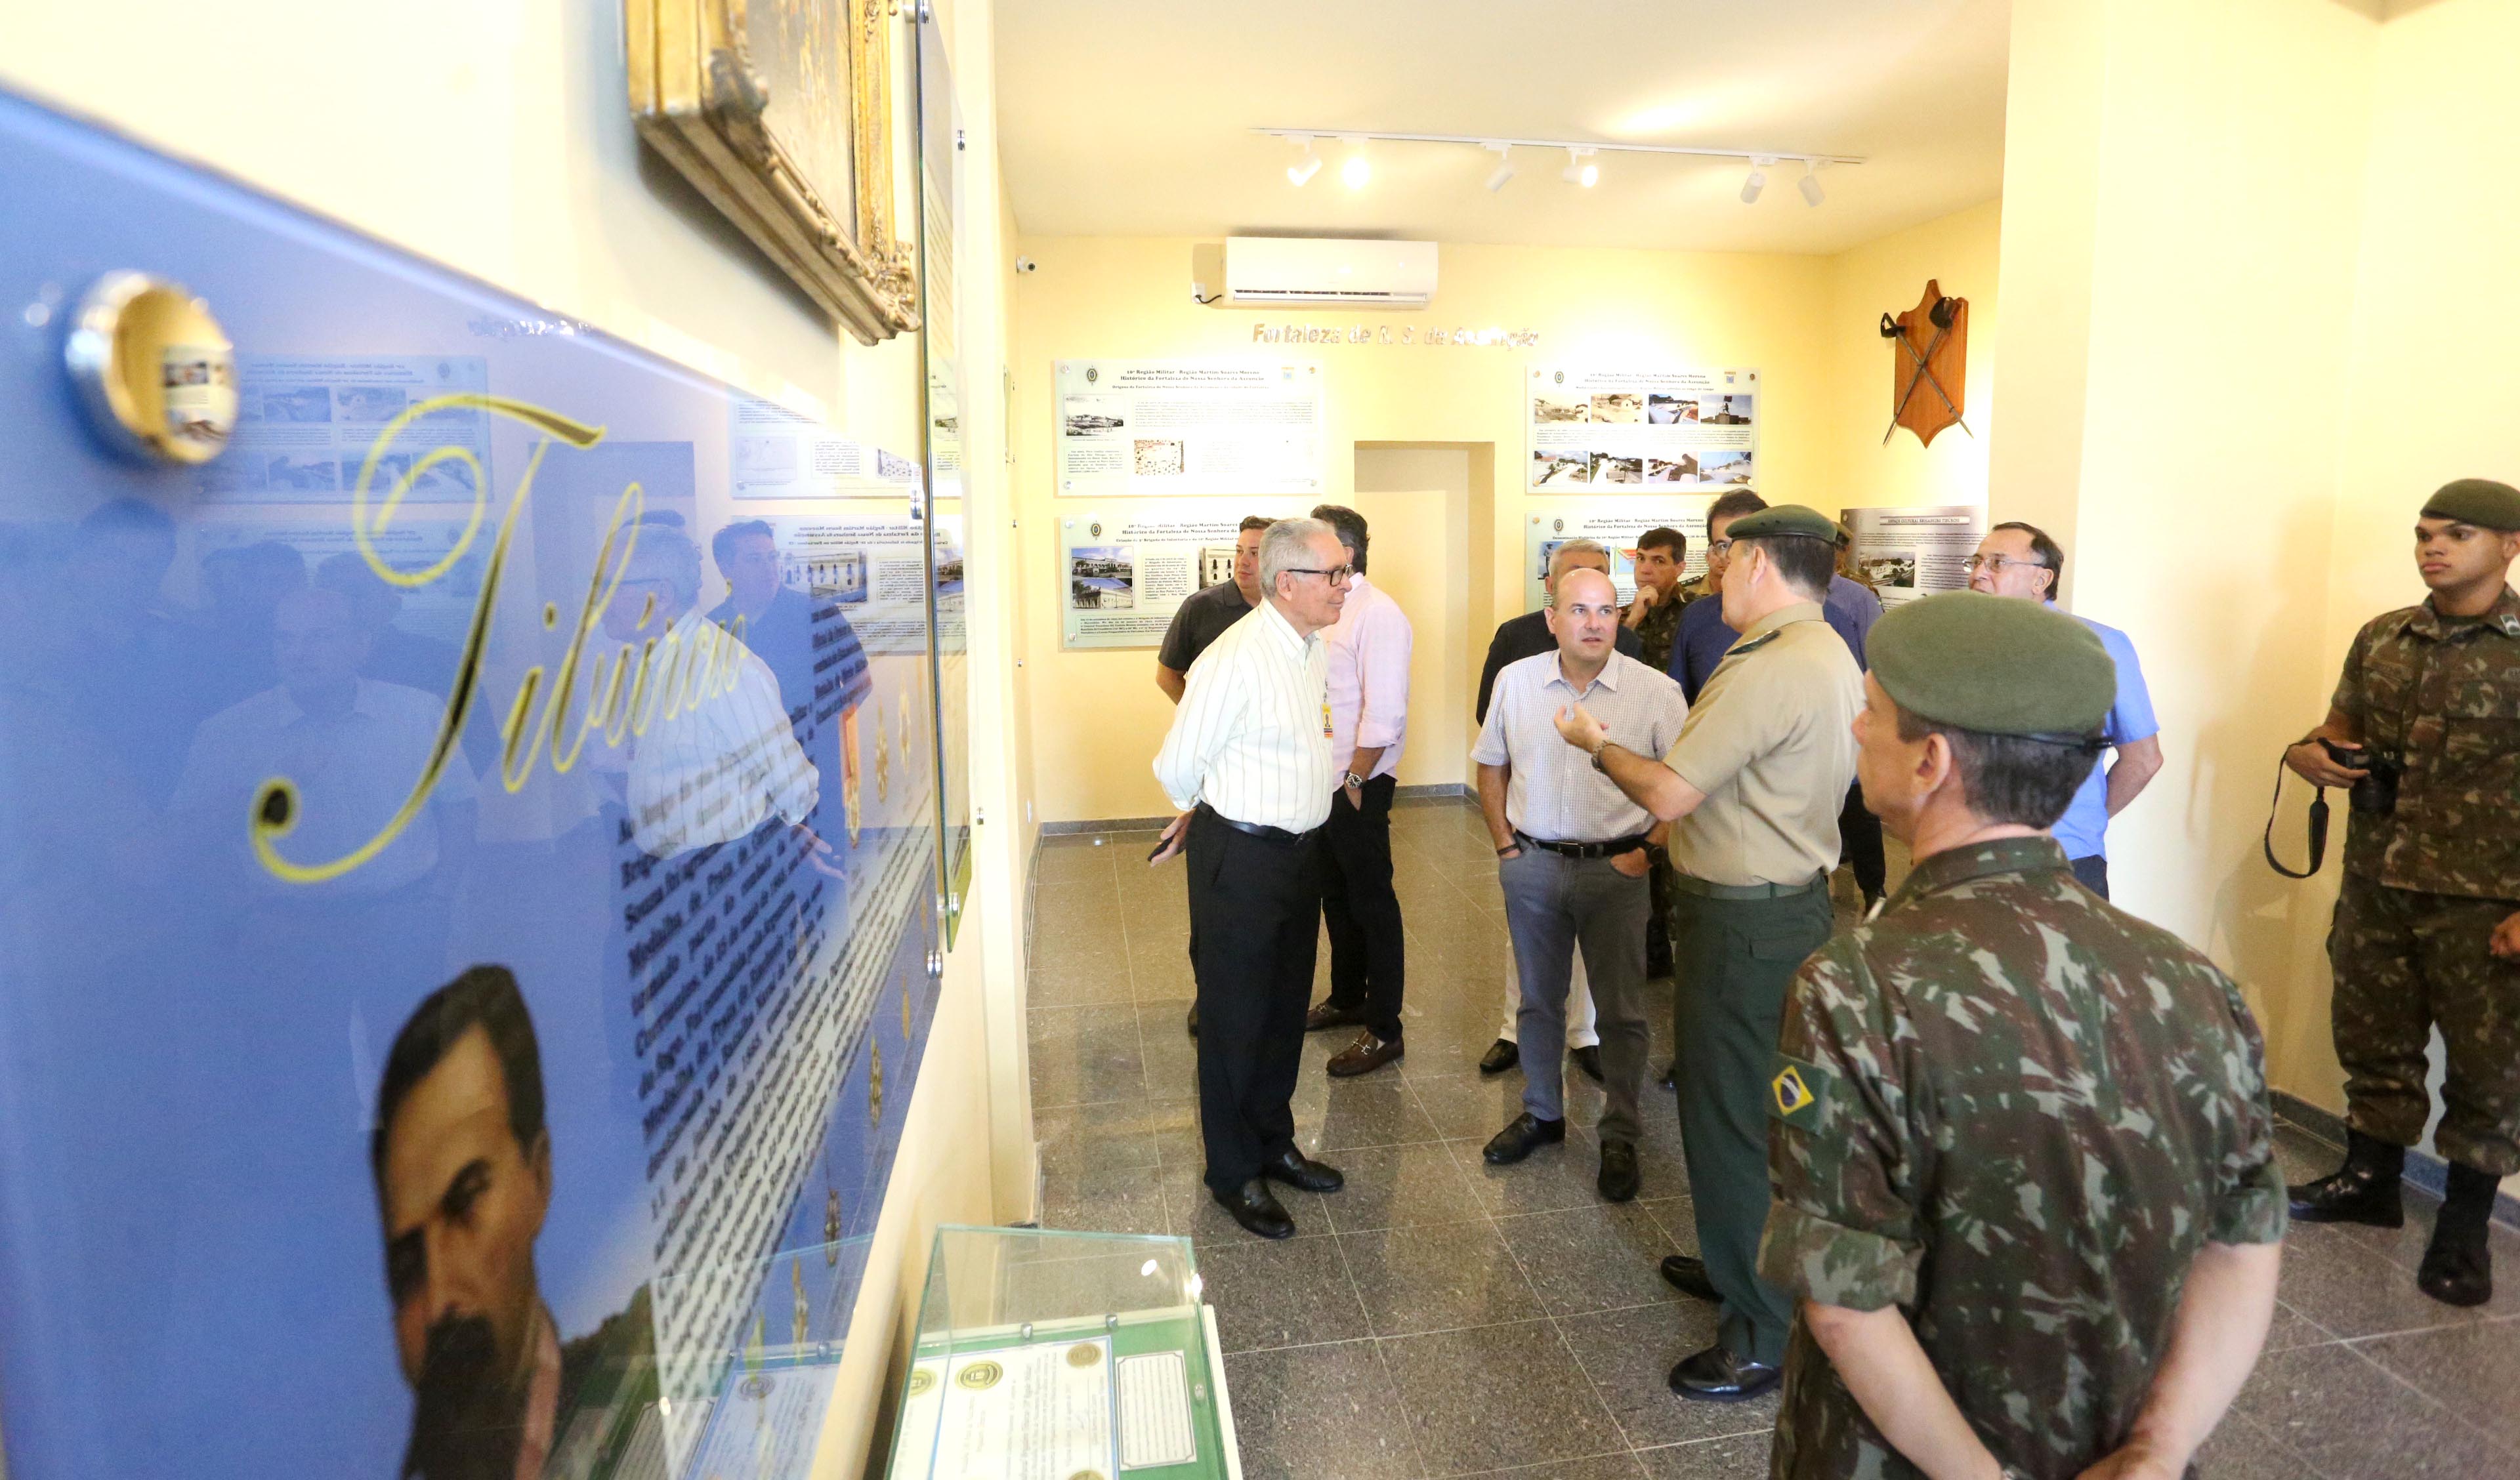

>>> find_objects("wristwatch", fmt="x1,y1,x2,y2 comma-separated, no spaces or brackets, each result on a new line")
1343,770,1367,789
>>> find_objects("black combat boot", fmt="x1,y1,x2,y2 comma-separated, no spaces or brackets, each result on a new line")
2418,1162,2500,1307
2287,1129,2405,1227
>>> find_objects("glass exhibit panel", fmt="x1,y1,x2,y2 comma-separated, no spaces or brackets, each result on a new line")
915,4,974,939
0,90,942,1480
890,1227,1238,1480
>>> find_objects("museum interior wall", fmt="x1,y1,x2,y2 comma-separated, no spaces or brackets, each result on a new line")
0,0,1043,1471
1990,0,2520,1186
1011,217,2006,825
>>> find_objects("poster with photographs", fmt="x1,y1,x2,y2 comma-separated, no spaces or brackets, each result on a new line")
731,394,925,500
1057,501,1309,649
1054,360,1326,497
1841,504,1990,607
1526,366,1759,493
1523,498,1717,611
198,354,492,503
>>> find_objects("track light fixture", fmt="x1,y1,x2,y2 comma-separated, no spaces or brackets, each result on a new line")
1340,136,1370,190
1251,130,1861,202
1740,156,1776,205
1285,135,1320,187
1482,142,1515,193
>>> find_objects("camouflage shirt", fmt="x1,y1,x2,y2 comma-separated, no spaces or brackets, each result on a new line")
1757,836,2286,1480
1631,588,1688,672
2332,585,2520,900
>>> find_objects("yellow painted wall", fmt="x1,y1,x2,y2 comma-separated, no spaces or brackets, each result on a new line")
0,2,1032,1473
1011,226,2006,823
1822,200,2002,511
1354,445,1479,786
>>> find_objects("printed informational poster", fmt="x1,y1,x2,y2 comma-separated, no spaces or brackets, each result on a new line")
1524,498,1716,610
1526,365,1759,493
732,394,924,499
201,354,490,503
1841,504,1989,606
748,510,961,657
1057,500,1309,649
1055,359,1325,497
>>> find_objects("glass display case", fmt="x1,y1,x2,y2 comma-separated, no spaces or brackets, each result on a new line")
889,1227,1240,1480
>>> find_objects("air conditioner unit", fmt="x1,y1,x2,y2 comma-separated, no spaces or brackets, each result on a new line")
1224,237,1437,309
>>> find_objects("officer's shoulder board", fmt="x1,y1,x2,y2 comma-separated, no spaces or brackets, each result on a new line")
1767,1052,1836,1130
1731,628,1785,658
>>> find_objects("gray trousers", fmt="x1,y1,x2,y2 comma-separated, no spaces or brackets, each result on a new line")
1499,848,1652,1143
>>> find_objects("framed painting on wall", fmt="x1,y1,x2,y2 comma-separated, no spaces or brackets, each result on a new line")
627,0,921,345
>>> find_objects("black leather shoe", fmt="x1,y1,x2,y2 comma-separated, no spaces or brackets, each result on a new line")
1303,1001,1362,1033
1572,1044,1605,1084
1478,1038,1519,1075
1668,1344,1779,1403
1658,1061,1676,1090
2288,1130,2405,1227
1482,1111,1567,1164
1213,1178,1295,1240
1597,1140,1639,1202
2419,1163,2498,1307
1659,1254,1718,1302
1186,1004,1199,1037
1263,1147,1345,1193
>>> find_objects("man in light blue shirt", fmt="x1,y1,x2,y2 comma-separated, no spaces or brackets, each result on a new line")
1966,522,2163,898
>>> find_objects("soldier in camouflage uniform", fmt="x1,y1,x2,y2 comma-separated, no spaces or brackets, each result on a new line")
1761,592,2287,1480
2285,478,2520,1308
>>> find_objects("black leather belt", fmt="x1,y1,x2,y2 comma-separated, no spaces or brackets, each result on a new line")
1515,831,1652,860
1198,804,1318,846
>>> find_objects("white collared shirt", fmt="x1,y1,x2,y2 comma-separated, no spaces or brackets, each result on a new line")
1471,649,1687,843
1153,598,1334,832
1324,573,1412,781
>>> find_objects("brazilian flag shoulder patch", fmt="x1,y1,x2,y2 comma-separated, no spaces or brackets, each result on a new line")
1767,1054,1834,1130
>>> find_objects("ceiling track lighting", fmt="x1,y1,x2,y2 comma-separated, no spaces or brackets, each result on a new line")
1253,127,1860,204
1285,134,1320,187
1482,141,1515,193
1740,155,1775,205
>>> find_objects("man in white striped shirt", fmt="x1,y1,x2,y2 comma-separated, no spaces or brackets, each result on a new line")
1150,518,1352,1240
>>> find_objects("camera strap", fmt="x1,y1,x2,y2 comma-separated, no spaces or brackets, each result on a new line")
2262,756,2329,879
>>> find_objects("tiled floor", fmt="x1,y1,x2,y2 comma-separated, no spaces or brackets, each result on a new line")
1024,798,2520,1480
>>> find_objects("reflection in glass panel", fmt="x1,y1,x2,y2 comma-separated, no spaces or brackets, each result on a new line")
916,9,973,941
0,89,940,1480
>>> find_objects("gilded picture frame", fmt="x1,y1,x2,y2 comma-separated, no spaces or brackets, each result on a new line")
627,0,920,345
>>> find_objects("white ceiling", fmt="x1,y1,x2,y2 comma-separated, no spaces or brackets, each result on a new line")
992,0,2011,256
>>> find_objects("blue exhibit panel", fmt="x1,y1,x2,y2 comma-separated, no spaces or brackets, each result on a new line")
0,92,942,1479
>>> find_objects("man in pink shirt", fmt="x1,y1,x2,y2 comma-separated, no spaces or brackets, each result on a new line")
1305,504,1415,1077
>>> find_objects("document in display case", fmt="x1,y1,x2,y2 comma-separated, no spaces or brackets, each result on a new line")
889,1226,1240,1480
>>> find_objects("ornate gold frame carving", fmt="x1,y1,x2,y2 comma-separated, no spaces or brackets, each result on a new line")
627,0,919,345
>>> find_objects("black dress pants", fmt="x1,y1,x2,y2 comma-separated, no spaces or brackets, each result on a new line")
1188,807,1323,1194
2070,853,2110,899
1838,783,1886,907
1321,773,1406,1039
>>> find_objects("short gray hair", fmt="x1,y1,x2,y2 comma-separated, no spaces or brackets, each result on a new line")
1548,538,1612,582
1260,516,1335,593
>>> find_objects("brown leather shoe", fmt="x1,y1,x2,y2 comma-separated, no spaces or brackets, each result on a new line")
1304,1001,1363,1033
1326,1029,1403,1077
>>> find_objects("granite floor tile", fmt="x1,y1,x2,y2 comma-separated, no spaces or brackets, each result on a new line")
2263,1297,2339,1354
1633,1435,1773,1480
1450,1134,1620,1218
1377,1320,1625,1476
1496,1203,1685,1317
1194,1233,1372,1353
1223,1338,1423,1480
1026,949,1136,1007
2189,1410,2324,1480
2355,1317,2520,1452
1032,840,1120,884
2230,1342,2511,1477
1412,1072,1544,1141
1557,1302,1778,1450
2277,1220,2506,1339
1322,1140,1489,1233
1341,1220,1545,1336
1036,1162,1170,1237
1459,1454,1651,1479
1297,1081,1445,1152
1026,1004,1146,1108
1635,1197,1702,1259
1032,1100,1164,1177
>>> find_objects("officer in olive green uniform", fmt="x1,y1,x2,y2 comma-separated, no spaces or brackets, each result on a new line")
1761,593,2287,1480
1558,504,1861,1401
2286,478,2520,1308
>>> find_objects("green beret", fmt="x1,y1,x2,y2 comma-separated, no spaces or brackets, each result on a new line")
2421,478,2520,532
1870,592,2116,741
1725,503,1836,544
